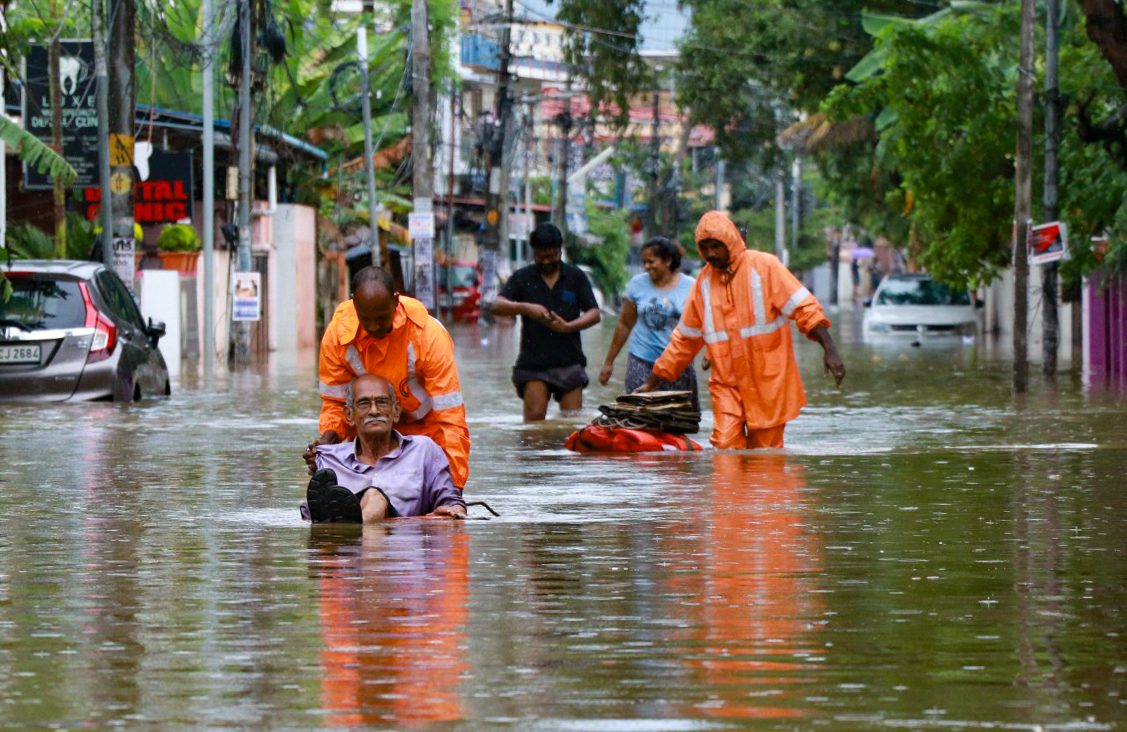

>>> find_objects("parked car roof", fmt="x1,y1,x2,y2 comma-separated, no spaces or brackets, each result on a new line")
3,259,104,278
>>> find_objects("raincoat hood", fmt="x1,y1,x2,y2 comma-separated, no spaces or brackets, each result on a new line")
695,211,747,263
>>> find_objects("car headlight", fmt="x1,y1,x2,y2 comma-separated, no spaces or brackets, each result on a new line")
868,322,891,333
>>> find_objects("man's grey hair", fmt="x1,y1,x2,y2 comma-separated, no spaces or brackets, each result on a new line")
345,375,397,408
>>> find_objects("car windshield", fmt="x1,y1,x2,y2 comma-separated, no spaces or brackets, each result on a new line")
876,278,971,306
0,276,86,331
438,265,478,289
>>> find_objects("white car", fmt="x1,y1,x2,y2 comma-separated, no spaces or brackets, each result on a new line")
862,273,979,343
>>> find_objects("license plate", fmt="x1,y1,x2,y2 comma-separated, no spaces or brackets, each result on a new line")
0,344,41,363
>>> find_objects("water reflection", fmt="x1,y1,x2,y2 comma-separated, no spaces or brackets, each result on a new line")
671,453,821,720
309,523,468,726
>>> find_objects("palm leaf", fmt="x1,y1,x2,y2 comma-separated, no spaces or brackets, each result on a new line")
0,112,77,185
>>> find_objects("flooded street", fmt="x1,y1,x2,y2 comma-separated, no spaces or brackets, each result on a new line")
0,313,1124,730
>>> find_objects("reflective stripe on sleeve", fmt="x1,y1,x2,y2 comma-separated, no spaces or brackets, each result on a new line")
677,324,703,339
782,286,811,317
699,275,729,344
345,345,367,376
403,342,434,420
319,381,349,400
749,268,767,325
431,390,464,410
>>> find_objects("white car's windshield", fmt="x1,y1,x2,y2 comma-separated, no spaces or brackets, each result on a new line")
876,278,971,306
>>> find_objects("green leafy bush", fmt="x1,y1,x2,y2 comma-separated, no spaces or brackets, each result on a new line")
157,223,201,252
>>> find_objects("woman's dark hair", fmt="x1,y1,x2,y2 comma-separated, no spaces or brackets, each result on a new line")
641,236,681,271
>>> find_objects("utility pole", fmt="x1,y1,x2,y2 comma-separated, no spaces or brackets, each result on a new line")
791,156,801,255
555,108,572,236
443,90,458,321
233,0,253,366
49,0,66,258
92,0,113,268
1013,0,1035,394
410,0,435,311
1042,0,1061,379
358,26,381,267
201,0,216,380
714,149,724,211
774,167,786,265
647,83,660,236
109,0,136,288
481,0,514,267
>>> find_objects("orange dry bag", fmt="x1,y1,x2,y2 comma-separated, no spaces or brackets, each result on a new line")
565,425,703,453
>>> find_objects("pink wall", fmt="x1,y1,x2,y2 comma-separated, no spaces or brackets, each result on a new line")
1088,270,1127,383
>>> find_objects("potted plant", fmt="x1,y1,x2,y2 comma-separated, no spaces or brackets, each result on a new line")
157,223,202,276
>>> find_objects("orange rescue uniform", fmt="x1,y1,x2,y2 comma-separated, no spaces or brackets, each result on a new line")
319,295,470,488
652,211,830,449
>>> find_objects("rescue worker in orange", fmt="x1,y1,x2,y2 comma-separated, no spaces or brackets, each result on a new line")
303,266,470,488
637,211,845,449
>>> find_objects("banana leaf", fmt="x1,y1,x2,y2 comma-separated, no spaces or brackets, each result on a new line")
0,112,77,185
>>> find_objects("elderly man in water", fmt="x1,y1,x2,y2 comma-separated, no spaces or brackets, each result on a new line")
301,373,467,523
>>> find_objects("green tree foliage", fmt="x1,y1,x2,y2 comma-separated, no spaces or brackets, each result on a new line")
569,204,631,296
824,6,1019,290
549,0,651,130
675,0,926,165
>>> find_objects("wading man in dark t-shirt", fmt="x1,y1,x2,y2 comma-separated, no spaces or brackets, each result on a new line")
492,222,601,421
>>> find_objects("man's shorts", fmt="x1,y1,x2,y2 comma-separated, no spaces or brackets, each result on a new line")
512,363,589,401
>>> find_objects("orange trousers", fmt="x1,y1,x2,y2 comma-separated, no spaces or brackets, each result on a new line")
712,413,785,449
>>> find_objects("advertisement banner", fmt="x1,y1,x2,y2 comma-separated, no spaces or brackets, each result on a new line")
112,237,135,292
232,272,261,321
1029,221,1068,265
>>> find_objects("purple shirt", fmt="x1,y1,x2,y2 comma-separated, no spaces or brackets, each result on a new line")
314,432,465,517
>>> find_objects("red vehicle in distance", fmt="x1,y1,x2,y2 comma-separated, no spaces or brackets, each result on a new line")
437,261,482,322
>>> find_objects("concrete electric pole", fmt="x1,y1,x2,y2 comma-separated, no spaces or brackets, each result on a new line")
1012,0,1035,394
109,0,136,289
410,0,435,310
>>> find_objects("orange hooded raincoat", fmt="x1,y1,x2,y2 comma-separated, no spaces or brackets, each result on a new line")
319,295,470,488
652,211,830,449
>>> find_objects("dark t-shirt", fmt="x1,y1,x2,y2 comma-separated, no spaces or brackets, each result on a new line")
500,262,599,370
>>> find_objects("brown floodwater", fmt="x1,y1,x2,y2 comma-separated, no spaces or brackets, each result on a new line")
0,313,1123,730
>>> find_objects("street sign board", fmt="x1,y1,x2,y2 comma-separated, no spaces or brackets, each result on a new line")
22,40,99,189
233,272,261,321
1029,221,1068,265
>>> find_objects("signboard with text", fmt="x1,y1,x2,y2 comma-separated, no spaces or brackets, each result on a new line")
112,237,135,292
22,40,98,189
82,147,194,224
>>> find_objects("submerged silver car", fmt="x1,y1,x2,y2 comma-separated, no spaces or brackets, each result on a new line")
0,260,170,401
862,273,979,343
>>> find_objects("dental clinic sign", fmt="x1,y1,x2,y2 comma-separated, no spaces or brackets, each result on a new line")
22,40,99,189
82,146,195,224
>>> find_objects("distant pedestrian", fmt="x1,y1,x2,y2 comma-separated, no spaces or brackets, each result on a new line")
637,211,845,449
599,236,699,410
491,222,602,421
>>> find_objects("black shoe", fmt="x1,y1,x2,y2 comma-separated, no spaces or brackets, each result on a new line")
307,468,341,523
322,485,363,523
